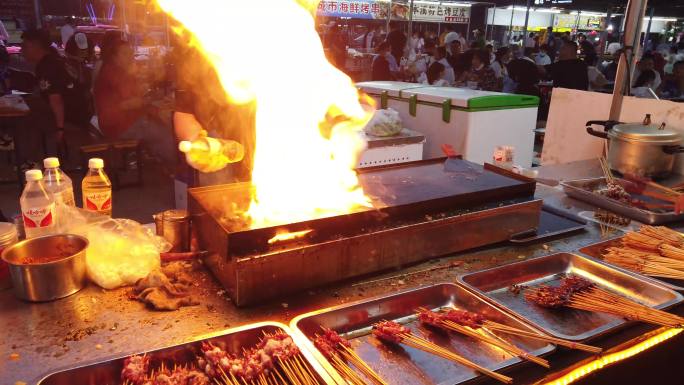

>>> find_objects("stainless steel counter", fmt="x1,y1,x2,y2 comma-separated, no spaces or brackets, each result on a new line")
1,160,680,385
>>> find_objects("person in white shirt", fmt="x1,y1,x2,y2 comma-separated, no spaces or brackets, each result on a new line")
426,61,449,86
606,41,622,55
524,32,537,48
60,17,76,47
409,31,424,55
434,46,455,85
490,46,511,79
631,69,657,98
534,45,552,66
633,54,662,91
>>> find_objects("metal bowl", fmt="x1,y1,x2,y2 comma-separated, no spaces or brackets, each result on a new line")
1,234,88,302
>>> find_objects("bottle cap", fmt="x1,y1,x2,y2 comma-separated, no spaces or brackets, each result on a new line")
43,157,60,168
178,141,192,153
88,158,104,169
25,169,43,181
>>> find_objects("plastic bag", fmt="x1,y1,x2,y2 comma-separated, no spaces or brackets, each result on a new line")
364,108,403,137
55,204,171,289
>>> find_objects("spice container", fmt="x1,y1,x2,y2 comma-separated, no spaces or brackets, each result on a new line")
154,210,191,252
0,222,18,290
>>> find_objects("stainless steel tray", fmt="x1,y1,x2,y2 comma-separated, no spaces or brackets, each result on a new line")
458,253,684,342
37,322,336,385
291,283,555,385
579,237,684,291
561,177,684,225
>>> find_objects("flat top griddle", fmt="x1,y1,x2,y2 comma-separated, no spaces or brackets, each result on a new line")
189,158,536,256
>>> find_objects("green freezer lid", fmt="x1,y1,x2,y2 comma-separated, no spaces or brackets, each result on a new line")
403,87,540,110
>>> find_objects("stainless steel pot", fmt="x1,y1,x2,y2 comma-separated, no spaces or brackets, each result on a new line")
586,119,684,178
1,234,88,302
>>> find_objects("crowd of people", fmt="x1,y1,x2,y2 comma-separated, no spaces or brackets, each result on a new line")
366,24,684,101
1,22,176,173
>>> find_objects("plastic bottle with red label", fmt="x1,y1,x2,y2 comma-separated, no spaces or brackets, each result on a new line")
82,158,112,217
20,169,57,239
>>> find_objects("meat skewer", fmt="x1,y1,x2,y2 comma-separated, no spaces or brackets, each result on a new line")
120,331,321,385
416,308,550,368
314,328,387,385
372,321,513,384
526,275,684,328
416,308,600,354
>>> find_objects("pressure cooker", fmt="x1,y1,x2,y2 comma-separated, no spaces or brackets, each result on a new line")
586,117,684,179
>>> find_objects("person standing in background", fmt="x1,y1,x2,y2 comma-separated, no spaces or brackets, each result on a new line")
371,42,398,81
524,32,536,48
472,29,486,49
60,17,76,47
18,29,92,168
508,47,541,96
364,26,378,51
490,46,511,80
542,41,589,91
544,27,559,62
578,33,597,67
409,31,424,55
458,49,498,91
386,22,407,64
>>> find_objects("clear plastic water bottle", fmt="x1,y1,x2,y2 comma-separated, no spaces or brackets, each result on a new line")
178,137,244,173
82,158,113,217
43,157,75,207
20,170,57,239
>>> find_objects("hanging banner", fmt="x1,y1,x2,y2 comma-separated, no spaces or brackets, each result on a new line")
316,0,390,20
410,3,471,24
554,14,605,31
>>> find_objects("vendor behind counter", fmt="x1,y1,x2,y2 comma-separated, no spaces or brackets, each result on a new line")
171,31,255,187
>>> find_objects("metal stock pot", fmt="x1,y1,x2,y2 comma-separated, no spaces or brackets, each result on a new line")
586,119,684,178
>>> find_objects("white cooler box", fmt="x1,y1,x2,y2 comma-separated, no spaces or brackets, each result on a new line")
357,81,539,167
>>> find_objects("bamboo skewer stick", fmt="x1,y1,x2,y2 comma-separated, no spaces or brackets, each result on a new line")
416,307,549,368
398,333,513,384
526,278,684,329
599,157,614,184
373,321,513,384
339,345,388,385
481,322,602,354
440,319,550,368
314,327,387,385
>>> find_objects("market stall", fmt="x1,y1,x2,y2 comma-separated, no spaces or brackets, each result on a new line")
5,0,684,383
3,159,684,385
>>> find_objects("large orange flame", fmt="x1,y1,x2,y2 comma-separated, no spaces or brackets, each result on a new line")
157,0,374,227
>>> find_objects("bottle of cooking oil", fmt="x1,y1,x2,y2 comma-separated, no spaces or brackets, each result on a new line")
82,158,112,217
20,169,57,239
178,137,244,173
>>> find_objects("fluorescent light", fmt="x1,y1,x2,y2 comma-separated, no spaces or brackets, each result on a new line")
506,6,560,13
569,11,607,16
649,17,677,22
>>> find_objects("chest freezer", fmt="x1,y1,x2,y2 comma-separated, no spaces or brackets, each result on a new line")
357,81,539,167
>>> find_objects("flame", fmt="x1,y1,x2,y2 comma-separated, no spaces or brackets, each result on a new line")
156,0,374,227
